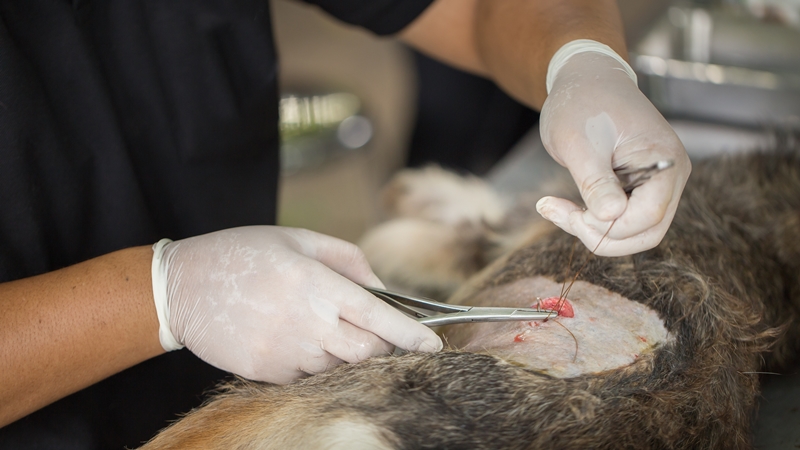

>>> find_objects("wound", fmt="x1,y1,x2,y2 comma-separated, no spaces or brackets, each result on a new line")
446,276,673,378
536,297,575,318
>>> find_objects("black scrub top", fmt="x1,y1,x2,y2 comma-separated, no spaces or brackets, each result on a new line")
0,0,433,448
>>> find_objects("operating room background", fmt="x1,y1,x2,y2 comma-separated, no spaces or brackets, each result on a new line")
271,1,800,447
272,0,684,243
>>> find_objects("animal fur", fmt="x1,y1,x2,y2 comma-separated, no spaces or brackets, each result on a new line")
140,147,800,450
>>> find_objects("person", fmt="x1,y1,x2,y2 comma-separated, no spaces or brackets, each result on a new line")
0,0,691,448
406,49,540,176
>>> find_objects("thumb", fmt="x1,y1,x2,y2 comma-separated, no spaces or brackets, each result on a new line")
575,169,627,222
552,112,629,222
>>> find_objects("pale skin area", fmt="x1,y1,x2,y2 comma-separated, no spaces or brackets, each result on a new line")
443,277,672,378
0,0,630,427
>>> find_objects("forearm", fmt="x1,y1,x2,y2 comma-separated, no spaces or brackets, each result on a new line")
401,0,627,109
0,246,164,427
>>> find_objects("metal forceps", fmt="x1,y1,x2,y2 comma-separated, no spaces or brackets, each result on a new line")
614,160,675,195
363,286,559,327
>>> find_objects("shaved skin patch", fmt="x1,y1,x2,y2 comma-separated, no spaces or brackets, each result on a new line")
444,277,672,378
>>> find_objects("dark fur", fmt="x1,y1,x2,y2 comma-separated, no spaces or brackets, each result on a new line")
141,148,800,449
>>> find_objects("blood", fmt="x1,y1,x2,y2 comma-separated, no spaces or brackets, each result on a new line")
514,333,526,342
638,336,647,343
536,297,575,318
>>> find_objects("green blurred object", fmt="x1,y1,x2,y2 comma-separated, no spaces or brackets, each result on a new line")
279,92,373,173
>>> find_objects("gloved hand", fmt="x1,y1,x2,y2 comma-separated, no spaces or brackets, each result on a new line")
537,40,691,257
151,226,442,384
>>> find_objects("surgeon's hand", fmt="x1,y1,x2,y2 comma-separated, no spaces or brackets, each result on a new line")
151,226,442,384
537,40,691,257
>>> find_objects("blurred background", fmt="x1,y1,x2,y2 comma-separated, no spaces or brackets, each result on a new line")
272,2,800,446
273,0,416,243
273,0,800,242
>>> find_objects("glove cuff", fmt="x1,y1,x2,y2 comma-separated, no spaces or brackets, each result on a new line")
152,238,185,351
546,39,637,94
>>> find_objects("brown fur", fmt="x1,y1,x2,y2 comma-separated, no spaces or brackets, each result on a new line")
140,147,800,450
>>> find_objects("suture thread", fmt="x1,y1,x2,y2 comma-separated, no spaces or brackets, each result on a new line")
551,220,617,363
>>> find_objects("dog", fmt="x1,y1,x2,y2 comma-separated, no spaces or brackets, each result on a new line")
140,143,800,449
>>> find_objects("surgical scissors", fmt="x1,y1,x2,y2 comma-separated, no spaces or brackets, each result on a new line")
363,286,559,327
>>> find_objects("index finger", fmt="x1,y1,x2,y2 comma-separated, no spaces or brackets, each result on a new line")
324,271,443,353
566,208,672,257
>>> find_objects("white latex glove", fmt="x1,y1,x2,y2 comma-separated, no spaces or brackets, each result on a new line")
151,226,442,384
538,40,691,257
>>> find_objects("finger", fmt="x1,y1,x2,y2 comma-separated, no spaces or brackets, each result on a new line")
584,144,690,244
537,195,671,256
326,274,442,353
262,370,306,385
286,228,385,289
297,351,345,377
581,175,674,240
576,169,628,222
323,319,394,364
558,116,628,221
253,335,344,382
565,209,670,257
536,196,584,233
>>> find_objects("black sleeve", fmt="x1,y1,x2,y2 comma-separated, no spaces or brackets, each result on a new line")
299,0,435,35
